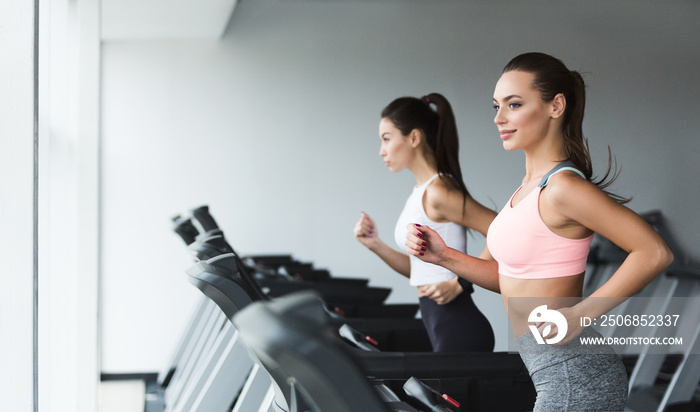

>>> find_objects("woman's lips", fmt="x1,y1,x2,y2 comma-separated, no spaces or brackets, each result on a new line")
499,129,516,140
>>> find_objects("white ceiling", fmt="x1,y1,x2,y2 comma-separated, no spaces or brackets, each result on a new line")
101,0,238,41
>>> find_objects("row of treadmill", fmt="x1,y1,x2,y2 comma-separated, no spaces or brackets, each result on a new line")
145,205,700,412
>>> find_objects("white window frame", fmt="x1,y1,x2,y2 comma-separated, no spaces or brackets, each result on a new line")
0,1,39,411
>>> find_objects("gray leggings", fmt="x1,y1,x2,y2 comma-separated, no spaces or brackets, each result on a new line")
516,327,628,411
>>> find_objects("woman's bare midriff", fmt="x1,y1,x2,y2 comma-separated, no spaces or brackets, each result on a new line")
500,272,584,337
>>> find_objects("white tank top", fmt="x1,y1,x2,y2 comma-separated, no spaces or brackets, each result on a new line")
394,174,467,286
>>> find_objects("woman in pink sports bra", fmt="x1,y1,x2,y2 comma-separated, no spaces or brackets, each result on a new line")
405,53,673,411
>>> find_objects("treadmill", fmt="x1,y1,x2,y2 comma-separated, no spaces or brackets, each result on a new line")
187,253,536,411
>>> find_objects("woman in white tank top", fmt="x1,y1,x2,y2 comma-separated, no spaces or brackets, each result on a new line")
353,93,497,352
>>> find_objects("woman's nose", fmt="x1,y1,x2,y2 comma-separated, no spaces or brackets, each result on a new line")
494,108,505,125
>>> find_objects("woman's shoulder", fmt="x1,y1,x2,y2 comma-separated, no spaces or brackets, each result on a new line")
423,176,471,222
541,170,606,211
425,176,466,204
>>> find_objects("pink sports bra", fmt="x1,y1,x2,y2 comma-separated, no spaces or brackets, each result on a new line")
487,162,594,279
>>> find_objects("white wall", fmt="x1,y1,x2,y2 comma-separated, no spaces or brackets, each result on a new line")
101,0,700,372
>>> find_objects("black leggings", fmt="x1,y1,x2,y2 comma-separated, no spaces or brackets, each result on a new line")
419,292,495,353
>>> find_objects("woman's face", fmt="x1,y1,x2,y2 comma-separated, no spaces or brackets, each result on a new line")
378,117,415,172
492,70,555,152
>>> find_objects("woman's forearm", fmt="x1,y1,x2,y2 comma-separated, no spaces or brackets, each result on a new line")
575,246,673,320
439,247,501,293
370,240,411,278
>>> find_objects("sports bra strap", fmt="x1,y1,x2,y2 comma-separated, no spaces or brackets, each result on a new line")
538,161,586,188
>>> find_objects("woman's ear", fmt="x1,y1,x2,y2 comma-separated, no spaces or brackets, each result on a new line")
551,93,566,119
409,129,422,148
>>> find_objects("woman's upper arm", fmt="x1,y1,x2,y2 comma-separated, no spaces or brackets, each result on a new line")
548,175,671,264
424,183,497,236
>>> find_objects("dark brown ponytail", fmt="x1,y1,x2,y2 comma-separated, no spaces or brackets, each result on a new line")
381,93,470,202
503,52,628,203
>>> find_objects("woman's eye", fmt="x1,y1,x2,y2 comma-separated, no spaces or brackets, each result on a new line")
509,103,521,109
492,104,500,110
